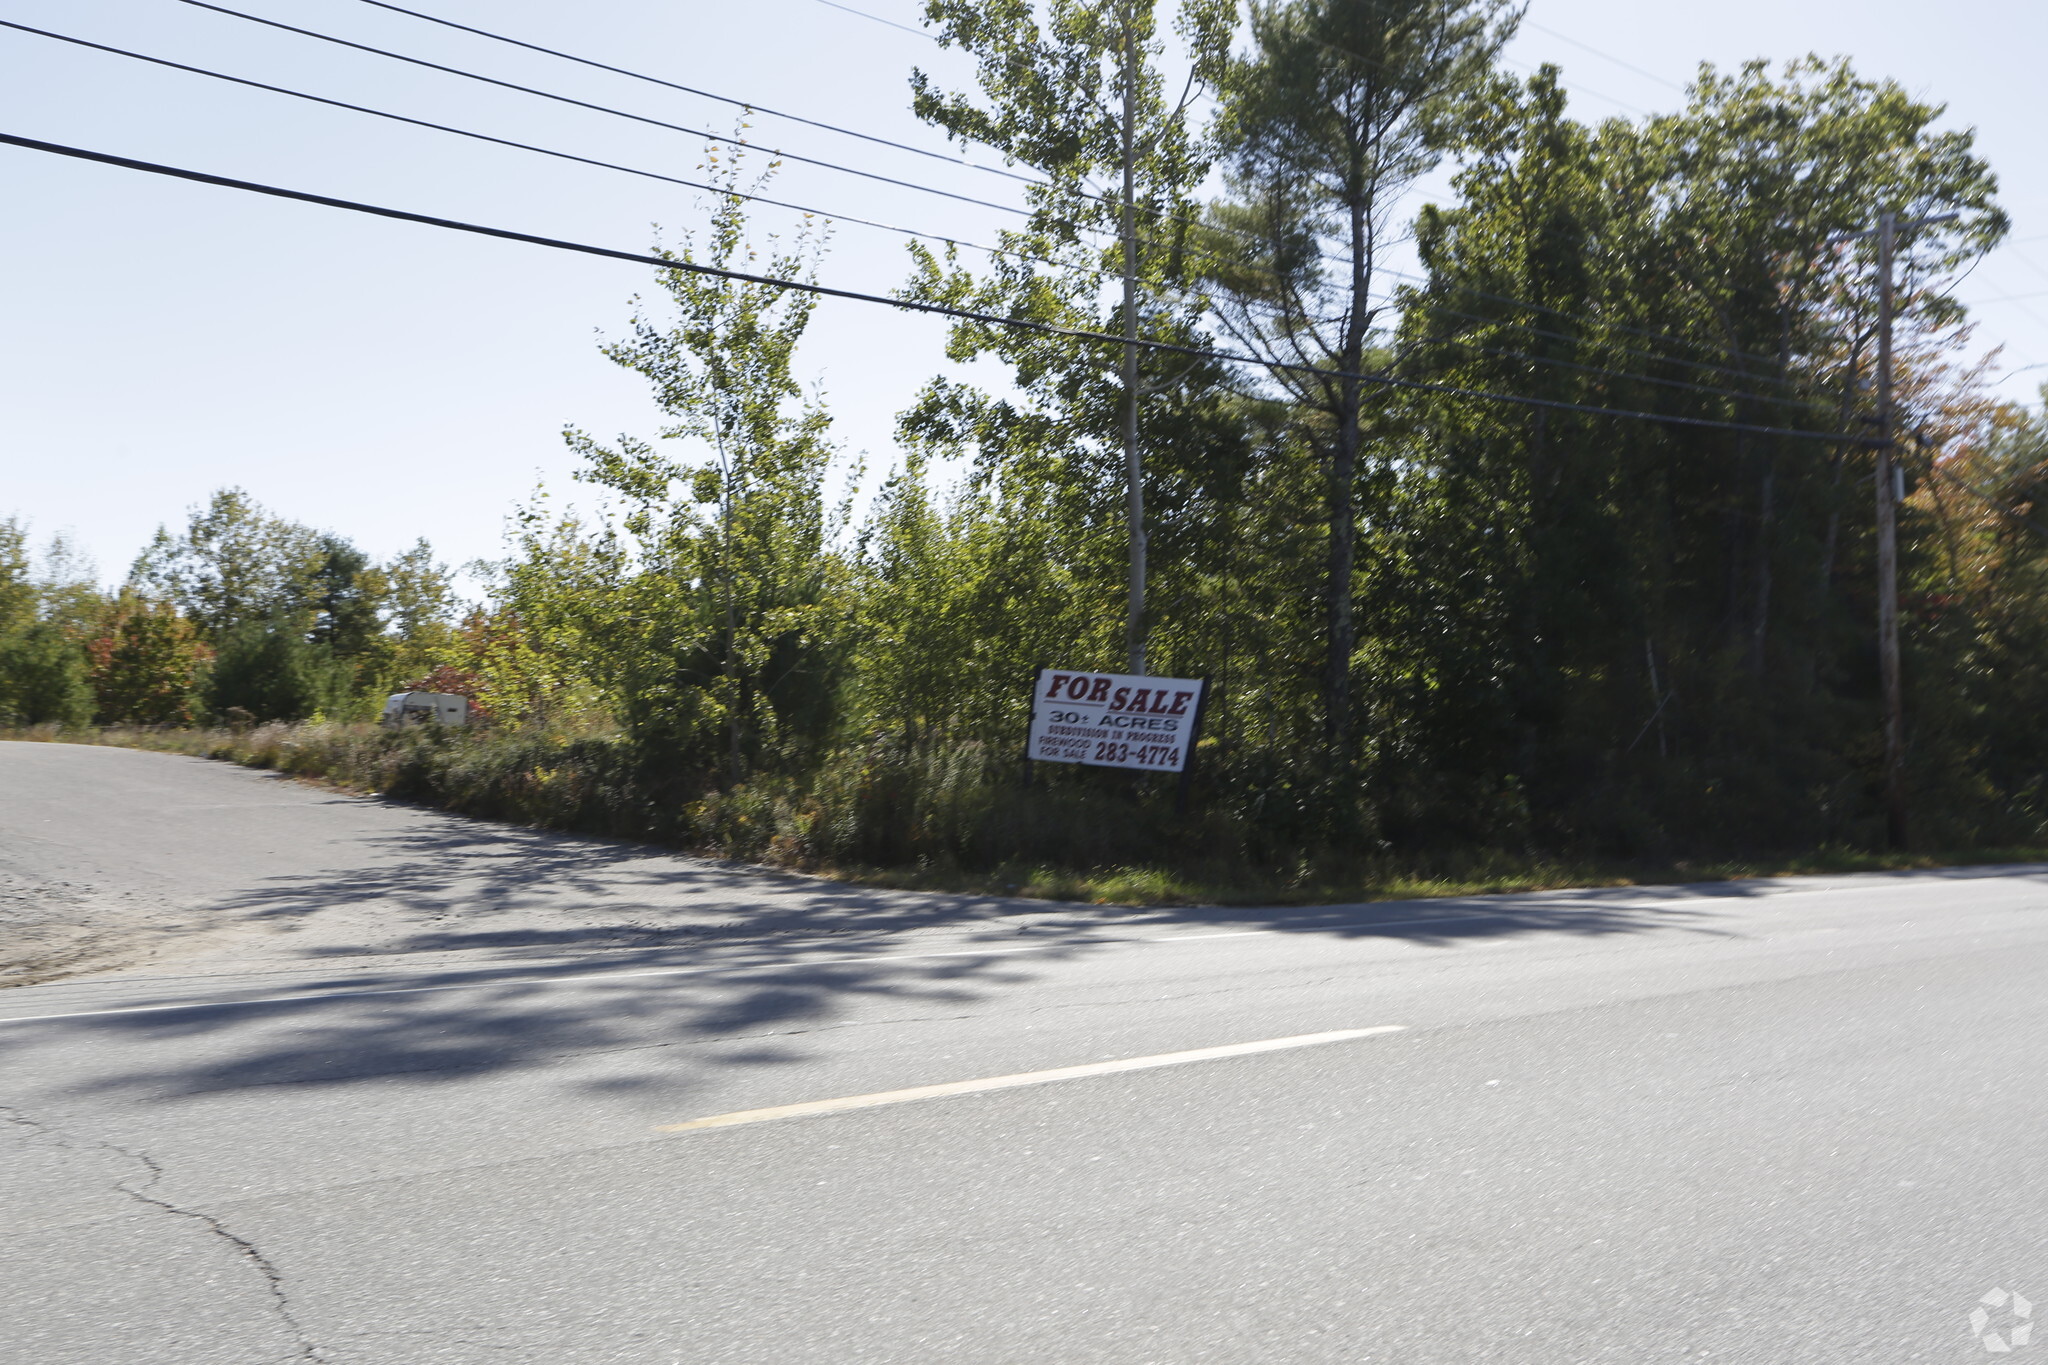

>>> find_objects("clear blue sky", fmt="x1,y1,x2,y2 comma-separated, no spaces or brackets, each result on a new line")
5,0,2044,585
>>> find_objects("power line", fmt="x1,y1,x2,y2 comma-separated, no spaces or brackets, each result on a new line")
1927,464,2048,542
174,0,1032,222
1161,45,1799,373
219,1,1846,396
343,0,1249,302
791,3,2002,411
4,16,1809,417
0,21,1048,268
1251,15,1655,119
810,0,1699,358
344,0,1044,189
35,20,1772,405
1389,267,1805,375
0,130,1867,448
444,0,1238,270
1407,293,1809,391
811,0,931,40
1963,289,2048,306
300,0,1794,385
9,19,1205,300
1215,16,1898,375
0,17,1341,320
1218,284,1814,408
7,19,1817,416
1491,54,1652,118
1204,219,1805,380
2000,246,2048,291
1412,328,1816,411
806,0,1900,391
821,0,1665,120
1516,21,1688,93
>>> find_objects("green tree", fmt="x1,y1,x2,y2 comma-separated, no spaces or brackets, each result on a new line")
1389,58,2005,847
0,519,102,727
368,538,463,695
205,619,348,723
29,531,105,641
1204,0,1518,753
0,623,93,727
904,0,1240,675
560,152,848,779
0,517,38,640
89,597,209,726
130,488,326,640
383,539,458,644
307,535,386,660
849,447,1084,749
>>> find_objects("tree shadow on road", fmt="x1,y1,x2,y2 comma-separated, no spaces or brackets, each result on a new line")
5,815,2041,1109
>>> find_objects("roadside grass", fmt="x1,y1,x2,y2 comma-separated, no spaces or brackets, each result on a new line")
9,721,2044,908
831,843,2048,907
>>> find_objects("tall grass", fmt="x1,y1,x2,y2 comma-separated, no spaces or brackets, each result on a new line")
8,721,2043,905
7,722,1231,868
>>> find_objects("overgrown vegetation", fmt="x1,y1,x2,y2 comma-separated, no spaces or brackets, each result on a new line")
7,2,2047,899
9,720,2032,905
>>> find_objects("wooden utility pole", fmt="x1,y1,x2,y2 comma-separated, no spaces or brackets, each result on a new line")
1119,3,1147,676
1868,208,1957,849
1874,210,1907,849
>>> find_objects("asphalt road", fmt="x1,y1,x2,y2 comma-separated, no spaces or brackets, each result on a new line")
2,742,2045,1363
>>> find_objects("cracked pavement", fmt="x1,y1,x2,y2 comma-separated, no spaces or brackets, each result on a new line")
4,742,2047,1362
2,1104,319,1363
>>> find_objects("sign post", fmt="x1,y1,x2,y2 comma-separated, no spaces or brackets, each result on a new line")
1175,680,1212,814
1026,668,1208,775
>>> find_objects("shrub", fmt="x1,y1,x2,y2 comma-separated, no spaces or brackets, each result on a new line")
205,621,350,722
0,623,94,727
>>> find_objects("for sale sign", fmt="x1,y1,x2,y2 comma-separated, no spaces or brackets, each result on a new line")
1027,668,1207,773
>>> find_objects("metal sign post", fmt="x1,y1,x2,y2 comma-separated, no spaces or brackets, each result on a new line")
1175,678,1212,814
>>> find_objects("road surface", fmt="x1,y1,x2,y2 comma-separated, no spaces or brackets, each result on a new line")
2,741,2044,1363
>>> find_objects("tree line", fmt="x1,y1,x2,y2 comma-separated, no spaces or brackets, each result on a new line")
8,0,2046,871
0,492,462,730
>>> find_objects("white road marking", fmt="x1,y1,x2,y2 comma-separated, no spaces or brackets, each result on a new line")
1150,930,1275,942
656,1026,1408,1131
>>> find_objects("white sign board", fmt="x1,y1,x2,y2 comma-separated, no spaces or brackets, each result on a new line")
1027,668,1207,773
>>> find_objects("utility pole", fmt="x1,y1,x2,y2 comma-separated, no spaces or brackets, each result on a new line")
1863,208,1961,849
1873,209,1907,849
1119,2,1147,676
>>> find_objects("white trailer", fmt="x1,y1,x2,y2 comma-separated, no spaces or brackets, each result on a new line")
380,692,470,727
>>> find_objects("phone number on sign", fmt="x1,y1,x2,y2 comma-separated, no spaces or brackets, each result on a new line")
1093,741,1182,768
